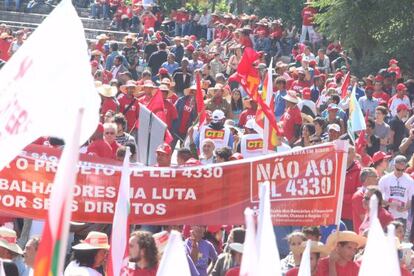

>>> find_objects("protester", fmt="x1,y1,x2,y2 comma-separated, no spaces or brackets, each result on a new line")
22,237,40,276
280,231,307,273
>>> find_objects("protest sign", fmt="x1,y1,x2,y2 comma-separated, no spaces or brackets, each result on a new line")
0,141,348,226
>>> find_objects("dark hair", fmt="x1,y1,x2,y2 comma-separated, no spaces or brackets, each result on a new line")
330,94,340,104
301,123,316,137
114,113,127,130
115,55,123,62
231,89,243,111
116,146,126,160
72,249,99,268
275,76,287,85
313,117,327,130
367,118,375,129
158,42,167,50
177,148,193,162
125,141,136,156
214,147,232,161
302,226,321,238
110,42,119,51
130,231,158,269
366,185,383,207
230,227,246,244
376,105,388,116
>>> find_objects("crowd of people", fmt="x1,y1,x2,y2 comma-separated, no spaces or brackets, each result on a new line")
1,0,414,275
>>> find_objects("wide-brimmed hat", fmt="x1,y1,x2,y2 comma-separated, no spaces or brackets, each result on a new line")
96,33,109,40
160,78,175,87
98,84,118,97
207,83,224,94
159,84,170,92
282,91,299,104
326,231,366,250
120,80,139,94
141,80,157,89
0,227,23,255
123,34,137,42
72,231,110,250
184,84,198,95
293,241,328,256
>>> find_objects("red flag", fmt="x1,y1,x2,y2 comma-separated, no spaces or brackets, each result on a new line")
237,47,260,76
195,72,206,127
341,71,351,98
147,90,173,144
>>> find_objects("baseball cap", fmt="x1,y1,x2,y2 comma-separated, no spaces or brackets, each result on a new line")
327,103,339,111
156,143,172,155
389,59,398,65
158,67,169,75
372,151,391,163
396,83,407,91
328,124,340,132
212,109,225,122
302,87,311,100
397,103,409,113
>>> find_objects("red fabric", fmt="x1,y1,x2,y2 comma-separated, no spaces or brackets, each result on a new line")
388,66,401,79
327,43,342,53
0,38,11,61
239,35,253,48
239,108,256,127
117,94,140,131
317,257,359,276
101,98,119,118
225,267,240,276
147,90,166,121
341,72,351,98
109,0,120,7
32,137,48,145
178,97,195,135
373,91,390,102
342,161,362,220
167,93,178,104
87,139,114,159
109,140,121,159
195,73,206,127
351,189,365,232
286,267,323,276
142,15,156,34
176,11,189,23
401,267,412,276
302,7,317,26
280,106,302,142
291,79,310,93
121,265,157,276
164,99,178,129
237,47,260,77
359,207,394,234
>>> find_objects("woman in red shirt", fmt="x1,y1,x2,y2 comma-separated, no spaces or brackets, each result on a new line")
103,122,121,159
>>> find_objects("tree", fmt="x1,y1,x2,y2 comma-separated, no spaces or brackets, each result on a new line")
314,0,414,76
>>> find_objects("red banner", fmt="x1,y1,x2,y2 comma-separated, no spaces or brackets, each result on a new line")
0,141,348,226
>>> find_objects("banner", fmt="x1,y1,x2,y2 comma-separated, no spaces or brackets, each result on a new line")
0,141,348,226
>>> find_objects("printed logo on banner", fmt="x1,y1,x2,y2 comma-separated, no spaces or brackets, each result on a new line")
205,129,225,139
246,139,263,150
249,145,338,203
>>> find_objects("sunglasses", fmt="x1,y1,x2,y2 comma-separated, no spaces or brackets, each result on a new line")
105,131,115,135
396,168,405,172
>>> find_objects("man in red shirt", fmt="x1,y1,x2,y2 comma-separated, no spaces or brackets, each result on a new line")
155,143,172,167
117,80,140,131
372,82,389,102
351,167,379,231
160,84,178,131
318,231,366,276
342,146,362,231
280,91,302,145
0,33,11,61
98,82,119,120
300,1,318,43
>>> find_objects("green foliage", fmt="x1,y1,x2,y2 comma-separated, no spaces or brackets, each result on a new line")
215,0,230,13
314,0,414,76
244,0,304,26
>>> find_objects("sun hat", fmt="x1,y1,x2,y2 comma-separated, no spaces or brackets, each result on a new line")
0,227,23,255
97,84,117,97
282,90,299,104
327,123,340,132
72,231,110,250
120,80,138,94
326,231,366,250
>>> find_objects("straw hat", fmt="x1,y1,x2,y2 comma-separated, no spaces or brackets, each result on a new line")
0,227,23,255
120,80,139,94
159,84,170,92
123,34,137,42
141,80,157,89
326,231,366,250
160,78,175,87
207,83,224,95
96,33,109,40
282,90,299,104
72,231,110,250
184,84,198,95
98,84,117,97
293,241,328,256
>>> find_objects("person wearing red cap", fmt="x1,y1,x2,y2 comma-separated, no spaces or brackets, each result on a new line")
389,104,409,153
155,143,172,167
388,83,411,117
148,42,168,76
387,58,401,79
298,87,317,117
371,151,392,177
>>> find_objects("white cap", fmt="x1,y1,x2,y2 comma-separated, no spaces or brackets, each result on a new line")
328,123,340,132
212,109,225,122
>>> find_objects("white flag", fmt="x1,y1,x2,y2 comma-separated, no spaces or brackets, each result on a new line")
256,181,282,276
358,195,401,276
109,147,131,276
157,230,191,276
298,240,311,276
262,58,273,154
0,0,100,170
240,208,259,276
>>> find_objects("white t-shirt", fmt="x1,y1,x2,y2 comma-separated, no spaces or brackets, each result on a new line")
64,261,102,276
379,172,414,219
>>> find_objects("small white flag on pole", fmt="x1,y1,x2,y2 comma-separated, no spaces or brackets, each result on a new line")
108,147,131,276
298,240,311,276
240,208,259,276
0,0,100,170
157,230,191,276
256,181,282,276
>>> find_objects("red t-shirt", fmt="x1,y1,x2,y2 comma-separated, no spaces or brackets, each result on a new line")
176,11,189,23
302,7,317,26
327,43,342,53
142,15,156,33
0,39,11,61
280,106,302,142
164,99,178,129
317,257,359,276
351,189,365,231
342,161,361,220
108,140,121,159
238,108,256,127
291,79,310,93
225,267,240,276
286,267,323,276
121,265,157,276
239,35,253,48
373,91,390,102
388,66,401,79
359,207,394,234
117,94,140,131
87,139,114,159
167,93,178,104
101,98,119,119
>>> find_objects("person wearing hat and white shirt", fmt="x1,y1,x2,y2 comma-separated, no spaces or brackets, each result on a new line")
317,231,366,275
206,84,232,119
239,118,265,158
97,81,120,120
195,109,233,151
279,91,302,145
64,231,110,276
0,227,23,275
379,155,414,228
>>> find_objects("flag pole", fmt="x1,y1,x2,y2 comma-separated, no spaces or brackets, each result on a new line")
262,58,273,154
